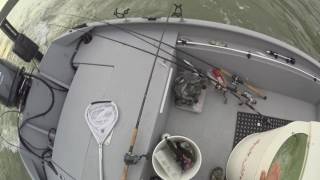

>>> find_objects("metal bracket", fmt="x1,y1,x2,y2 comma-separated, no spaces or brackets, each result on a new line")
80,33,93,44
171,4,183,19
150,176,161,180
142,16,159,21
113,8,130,19
266,50,296,65
124,152,149,165
223,91,228,104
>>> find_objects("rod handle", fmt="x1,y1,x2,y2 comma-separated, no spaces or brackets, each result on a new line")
220,68,267,100
220,68,232,77
245,83,267,100
120,128,138,180
99,144,103,180
130,128,138,146
120,165,129,180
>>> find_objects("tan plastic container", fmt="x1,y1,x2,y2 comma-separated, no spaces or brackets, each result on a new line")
226,121,320,180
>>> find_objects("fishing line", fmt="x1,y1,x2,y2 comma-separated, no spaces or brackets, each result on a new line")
50,13,270,174
49,23,229,91
51,23,269,120
45,15,272,179
57,13,221,70
56,14,268,101
65,14,208,77
61,13,320,84
121,6,174,180
48,23,268,118
133,14,168,139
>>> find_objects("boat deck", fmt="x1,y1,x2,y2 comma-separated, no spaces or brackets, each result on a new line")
18,19,320,180
162,88,316,179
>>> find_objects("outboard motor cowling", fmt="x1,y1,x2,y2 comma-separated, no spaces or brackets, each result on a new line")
0,60,25,107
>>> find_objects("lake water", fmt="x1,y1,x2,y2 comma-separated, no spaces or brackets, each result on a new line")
0,0,320,179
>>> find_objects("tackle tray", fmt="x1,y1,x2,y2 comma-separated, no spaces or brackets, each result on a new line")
233,112,292,148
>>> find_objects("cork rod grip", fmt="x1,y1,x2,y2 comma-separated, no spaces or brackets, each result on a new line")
130,128,138,147
120,128,138,180
245,83,267,100
120,165,129,180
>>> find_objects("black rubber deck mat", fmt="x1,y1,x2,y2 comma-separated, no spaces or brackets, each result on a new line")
233,112,292,148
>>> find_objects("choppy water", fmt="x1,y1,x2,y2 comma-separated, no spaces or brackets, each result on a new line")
0,0,320,179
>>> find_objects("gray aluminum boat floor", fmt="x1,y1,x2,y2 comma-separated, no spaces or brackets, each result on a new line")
20,19,320,180
163,87,316,179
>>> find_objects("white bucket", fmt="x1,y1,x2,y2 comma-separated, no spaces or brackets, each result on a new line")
152,136,202,180
226,121,320,180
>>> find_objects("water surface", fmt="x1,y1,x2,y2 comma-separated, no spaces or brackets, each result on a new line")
0,0,320,179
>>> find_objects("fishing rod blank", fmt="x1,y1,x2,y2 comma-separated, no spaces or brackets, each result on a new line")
49,23,236,94
58,13,267,99
121,33,165,179
120,7,173,180
57,13,221,69
49,23,267,118
49,22,272,179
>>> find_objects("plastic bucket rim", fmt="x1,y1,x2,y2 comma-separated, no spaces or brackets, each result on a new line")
226,121,310,180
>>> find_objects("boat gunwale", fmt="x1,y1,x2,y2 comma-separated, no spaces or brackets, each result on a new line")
55,17,320,71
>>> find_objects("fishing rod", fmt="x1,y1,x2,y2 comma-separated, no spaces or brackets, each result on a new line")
58,13,267,99
49,21,270,174
58,13,221,69
220,69,267,100
48,23,268,116
230,91,271,124
119,7,173,180
49,23,241,97
178,39,320,83
76,21,267,110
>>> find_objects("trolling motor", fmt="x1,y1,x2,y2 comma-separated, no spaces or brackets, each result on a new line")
0,0,43,62
1,19,43,62
0,60,31,108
